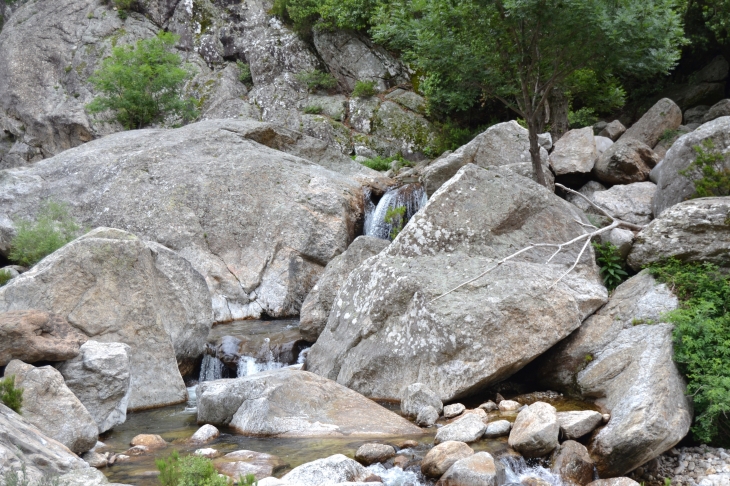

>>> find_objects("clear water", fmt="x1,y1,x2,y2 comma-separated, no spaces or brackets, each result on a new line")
502,455,565,486
364,184,428,240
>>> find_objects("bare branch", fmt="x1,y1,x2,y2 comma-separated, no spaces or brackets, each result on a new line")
555,183,645,231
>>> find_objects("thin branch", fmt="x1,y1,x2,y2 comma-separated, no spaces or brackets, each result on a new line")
555,183,644,231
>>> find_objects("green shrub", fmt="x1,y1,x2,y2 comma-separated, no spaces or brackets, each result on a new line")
649,259,730,445
568,107,599,129
0,375,23,414
0,269,12,287
425,119,477,157
238,474,257,486
679,140,730,198
359,156,393,172
303,104,323,115
384,205,406,240
659,128,682,143
9,201,81,267
156,450,231,486
295,70,337,92
592,241,628,291
236,61,252,86
351,80,377,98
87,32,198,130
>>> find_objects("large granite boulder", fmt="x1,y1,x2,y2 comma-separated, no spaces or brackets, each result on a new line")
627,198,730,270
307,165,606,402
56,340,132,433
549,127,598,175
0,119,374,323
4,360,98,454
591,181,656,225
651,116,730,216
622,98,682,149
420,121,553,196
196,369,423,437
0,310,87,366
0,228,212,410
281,454,368,486
593,138,660,184
508,402,559,458
300,236,389,341
439,452,506,486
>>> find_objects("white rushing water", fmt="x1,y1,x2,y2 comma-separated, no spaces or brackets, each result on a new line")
366,464,429,486
198,354,225,382
364,184,428,240
502,455,565,486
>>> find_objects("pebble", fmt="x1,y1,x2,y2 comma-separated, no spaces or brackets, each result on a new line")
629,446,730,486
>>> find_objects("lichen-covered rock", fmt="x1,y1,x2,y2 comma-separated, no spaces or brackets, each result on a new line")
421,441,474,478
401,383,444,417
281,454,368,486
4,360,98,454
307,165,606,402
592,181,656,225
0,310,87,366
508,402,559,458
566,181,607,214
628,198,730,270
439,452,506,486
549,128,598,175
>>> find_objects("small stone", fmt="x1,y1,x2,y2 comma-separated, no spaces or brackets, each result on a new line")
190,424,220,444
125,445,148,456
393,455,409,468
114,454,130,462
483,420,512,438
194,448,221,459
355,443,397,465
82,451,108,468
556,410,603,440
363,473,382,482
417,406,439,427
495,393,505,403
131,434,167,449
602,414,610,423
397,439,419,449
444,403,466,418
498,400,521,412
421,441,474,478
479,401,498,412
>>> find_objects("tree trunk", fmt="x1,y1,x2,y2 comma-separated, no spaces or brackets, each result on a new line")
527,121,547,187
549,90,570,142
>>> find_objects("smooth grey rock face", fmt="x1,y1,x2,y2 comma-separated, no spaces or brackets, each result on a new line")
557,411,603,440
0,120,371,323
593,138,660,184
551,440,595,486
567,181,607,214
652,116,730,216
628,198,730,270
623,98,682,149
508,402,559,458
702,99,730,123
581,324,692,476
56,341,132,434
0,403,88,483
0,310,87,366
421,441,474,478
386,89,427,115
595,136,614,156
599,121,627,142
592,181,656,225
483,420,512,438
281,454,368,486
549,128,598,175
307,165,606,402
4,360,98,454
354,443,396,465
434,414,487,444
401,383,444,417
300,236,389,341
420,121,553,196
439,452,506,486
416,406,440,427
0,228,211,410
196,369,423,438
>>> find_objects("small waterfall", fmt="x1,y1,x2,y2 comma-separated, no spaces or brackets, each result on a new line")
502,456,564,486
236,355,285,377
364,183,428,240
366,464,428,486
199,354,225,382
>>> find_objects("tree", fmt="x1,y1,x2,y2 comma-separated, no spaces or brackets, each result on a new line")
87,32,197,130
373,0,686,187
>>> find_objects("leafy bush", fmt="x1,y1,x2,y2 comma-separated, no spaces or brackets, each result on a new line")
303,104,323,114
0,269,12,287
236,61,253,86
659,128,682,143
0,375,23,414
384,205,406,240
568,107,599,129
592,241,628,291
156,450,231,486
87,32,198,130
9,201,80,267
680,140,730,198
238,474,257,486
270,0,378,33
351,80,377,98
649,259,730,445
295,70,337,92
358,155,397,172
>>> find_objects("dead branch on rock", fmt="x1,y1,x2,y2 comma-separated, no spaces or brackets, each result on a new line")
429,184,646,303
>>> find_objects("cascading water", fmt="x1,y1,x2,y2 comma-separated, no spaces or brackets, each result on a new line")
366,464,428,486
364,183,428,240
198,354,225,382
502,455,565,486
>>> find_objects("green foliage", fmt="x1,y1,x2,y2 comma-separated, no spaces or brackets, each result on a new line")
0,375,23,414
660,129,682,143
649,259,730,445
592,242,628,291
295,70,338,92
270,0,378,33
568,107,599,129
384,205,407,240
9,201,80,267
424,119,478,157
87,32,198,130
156,451,231,486
2,464,65,486
303,104,323,114
238,474,258,486
351,80,377,98
358,154,408,172
236,61,252,86
679,140,730,198
0,269,12,287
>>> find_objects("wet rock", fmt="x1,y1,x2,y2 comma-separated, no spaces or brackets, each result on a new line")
549,128,598,175
355,443,397,465
421,441,474,478
0,310,86,366
434,414,487,445
216,451,286,481
439,452,506,486
593,138,660,184
651,116,730,216
0,228,211,411
190,424,220,444
402,383,444,417
592,181,656,225
508,402,559,458
300,236,389,341
499,400,522,412
4,360,98,454
628,198,730,270
417,406,440,427
444,404,466,419
479,401,498,412
130,434,167,449
197,369,423,437
622,98,682,149
587,479,640,486
557,411,603,440
281,454,369,486
194,448,221,459
307,165,606,402
81,451,109,468
702,99,730,123
552,440,595,486
483,420,512,438
599,121,627,141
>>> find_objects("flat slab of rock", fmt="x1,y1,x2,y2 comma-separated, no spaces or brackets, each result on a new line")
281,454,368,486
557,411,603,440
549,127,598,175
0,310,86,366
628,198,730,270
592,181,656,225
439,452,506,486
434,414,487,444
508,402,559,458
197,369,423,437
5,360,98,454
307,165,606,402
421,441,474,478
